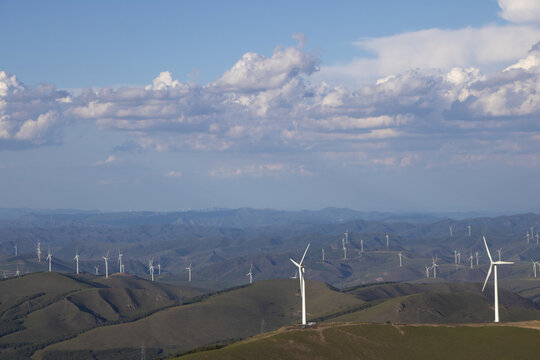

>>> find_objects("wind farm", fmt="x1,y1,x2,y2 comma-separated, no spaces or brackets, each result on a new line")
2,0,540,359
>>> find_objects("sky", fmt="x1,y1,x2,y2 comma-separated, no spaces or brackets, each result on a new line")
1,0,540,213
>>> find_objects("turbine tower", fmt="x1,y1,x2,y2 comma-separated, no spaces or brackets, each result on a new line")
468,224,471,236
449,225,453,237
468,254,474,269
246,264,253,284
526,232,530,244
536,233,539,245
148,259,155,281
482,236,513,323
46,248,52,272
321,248,325,261
14,244,17,256
15,264,20,277
360,239,364,253
425,265,430,279
37,242,42,262
290,243,310,326
385,233,389,247
531,260,539,278
398,252,403,267
186,263,192,282
157,262,161,275
103,251,109,279
342,236,347,260
454,250,458,264
497,248,502,262
457,251,461,264
74,250,80,274
475,251,480,266
95,265,99,276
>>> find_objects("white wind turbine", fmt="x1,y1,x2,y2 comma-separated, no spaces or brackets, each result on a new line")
457,251,461,264
398,252,403,267
157,262,161,275
186,263,192,282
482,236,513,323
342,236,347,260
360,239,364,253
425,265,430,279
468,254,474,269
431,257,439,278
497,248,502,262
118,250,123,273
449,225,453,237
148,259,155,281
531,260,539,278
526,232,530,244
103,251,110,279
14,244,17,256
95,265,99,275
15,264,20,277
536,233,539,245
468,224,471,236
454,250,458,264
46,248,52,272
385,233,389,247
290,243,310,326
475,251,480,266
321,248,325,261
74,250,80,274
246,264,253,284
37,242,42,262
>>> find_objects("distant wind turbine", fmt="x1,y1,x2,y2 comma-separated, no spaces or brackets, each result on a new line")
321,248,325,262
342,236,347,260
526,232,530,244
95,265,99,276
37,242,42,262
118,250,123,273
497,248,502,262
74,250,80,274
468,224,471,236
46,248,52,272
103,251,109,279
15,264,20,277
360,239,364,253
449,225,453,237
531,260,539,278
14,244,17,256
475,251,480,266
431,257,439,278
482,236,513,323
246,264,253,284
157,262,161,275
454,250,458,264
186,263,192,282
536,233,539,245
468,254,474,269
148,259,155,281
425,265,430,279
290,243,310,326
398,252,403,267
457,251,461,264
385,233,389,247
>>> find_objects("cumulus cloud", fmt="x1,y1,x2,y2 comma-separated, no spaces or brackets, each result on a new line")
94,155,116,166
498,0,540,23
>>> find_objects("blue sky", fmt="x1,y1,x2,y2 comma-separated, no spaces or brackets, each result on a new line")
1,0,540,213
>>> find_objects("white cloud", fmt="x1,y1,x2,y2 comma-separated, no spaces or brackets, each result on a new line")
498,0,540,23
94,155,116,166
166,170,182,178
210,163,312,178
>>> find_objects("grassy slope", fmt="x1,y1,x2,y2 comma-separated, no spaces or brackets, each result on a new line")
35,279,361,358
175,322,540,360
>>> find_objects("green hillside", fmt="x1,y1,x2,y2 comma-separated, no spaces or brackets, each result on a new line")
174,322,540,360
34,279,360,359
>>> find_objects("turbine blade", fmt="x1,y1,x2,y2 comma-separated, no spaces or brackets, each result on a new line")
299,243,311,265
494,261,514,265
290,258,300,267
483,236,493,264
482,264,493,292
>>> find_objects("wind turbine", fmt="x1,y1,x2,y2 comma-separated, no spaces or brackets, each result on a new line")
37,242,42,262
475,251,480,266
536,232,539,245
118,250,123,273
531,260,539,278
46,248,52,272
290,243,310,326
342,237,347,260
186,263,192,282
95,265,99,275
468,224,471,236
526,232,530,244
468,254,474,269
15,264,20,277
431,257,439,278
246,264,253,284
74,250,80,274
497,248,502,262
148,259,155,281
425,265,430,279
14,244,17,256
449,225,453,237
103,251,109,279
398,252,403,267
482,236,513,322
457,251,461,264
454,250,458,264
321,248,325,261
360,239,364,253
157,261,161,275
385,233,389,247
